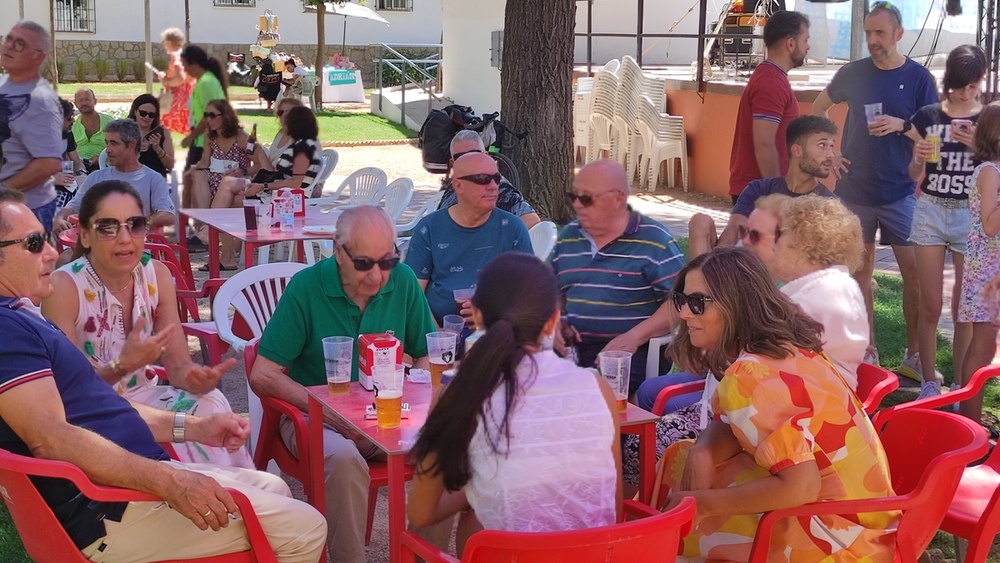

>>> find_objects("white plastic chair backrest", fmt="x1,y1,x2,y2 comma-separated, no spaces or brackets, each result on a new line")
319,149,339,184
396,189,444,233
528,220,557,261
211,262,309,351
301,239,334,265
602,59,621,76
381,177,415,223
98,149,107,169
340,167,387,206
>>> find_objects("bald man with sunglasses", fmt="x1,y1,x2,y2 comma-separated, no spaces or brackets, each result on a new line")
250,205,435,562
405,152,532,326
552,159,685,397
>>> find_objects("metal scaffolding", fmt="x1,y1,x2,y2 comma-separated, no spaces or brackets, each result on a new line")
980,0,999,99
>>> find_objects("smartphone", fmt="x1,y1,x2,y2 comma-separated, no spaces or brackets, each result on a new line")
145,126,162,139
952,119,973,132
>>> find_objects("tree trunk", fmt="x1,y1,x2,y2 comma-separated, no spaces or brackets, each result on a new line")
49,0,58,87
315,1,326,107
500,0,577,223
184,0,191,41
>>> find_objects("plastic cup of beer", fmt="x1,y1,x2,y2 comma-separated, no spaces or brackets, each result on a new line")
453,287,475,306
426,331,457,388
322,336,354,394
442,314,465,335
373,363,404,429
926,134,942,163
864,103,883,126
598,350,632,412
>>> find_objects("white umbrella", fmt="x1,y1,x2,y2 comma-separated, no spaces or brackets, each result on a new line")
303,1,390,52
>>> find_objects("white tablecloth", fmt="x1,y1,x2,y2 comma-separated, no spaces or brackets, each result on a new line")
321,68,365,103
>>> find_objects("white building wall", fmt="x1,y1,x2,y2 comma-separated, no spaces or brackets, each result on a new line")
441,0,504,113
0,0,441,47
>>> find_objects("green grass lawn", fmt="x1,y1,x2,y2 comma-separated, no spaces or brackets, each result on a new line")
236,109,415,144
56,82,257,99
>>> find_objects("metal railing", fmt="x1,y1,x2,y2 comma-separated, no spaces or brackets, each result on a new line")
374,43,443,126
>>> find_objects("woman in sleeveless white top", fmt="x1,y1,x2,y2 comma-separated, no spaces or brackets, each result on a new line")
42,183,252,468
407,254,621,555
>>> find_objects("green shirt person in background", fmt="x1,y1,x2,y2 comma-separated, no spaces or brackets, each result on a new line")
71,87,113,166
179,45,227,152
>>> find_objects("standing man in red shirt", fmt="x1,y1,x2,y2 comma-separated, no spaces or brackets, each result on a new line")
688,10,810,257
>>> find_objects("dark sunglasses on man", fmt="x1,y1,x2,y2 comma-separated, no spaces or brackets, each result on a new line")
671,290,714,315
456,173,502,186
737,225,780,245
91,216,149,240
565,191,614,207
341,244,401,272
0,232,47,254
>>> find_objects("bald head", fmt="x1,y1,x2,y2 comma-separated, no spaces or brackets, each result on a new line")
74,88,97,115
577,159,630,196
452,152,497,178
335,205,396,248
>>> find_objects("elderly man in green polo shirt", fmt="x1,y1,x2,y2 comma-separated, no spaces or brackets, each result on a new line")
249,205,435,563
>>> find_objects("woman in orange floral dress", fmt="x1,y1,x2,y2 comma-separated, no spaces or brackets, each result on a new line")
656,247,897,562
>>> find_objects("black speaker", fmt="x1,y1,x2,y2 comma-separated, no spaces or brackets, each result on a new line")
945,0,962,16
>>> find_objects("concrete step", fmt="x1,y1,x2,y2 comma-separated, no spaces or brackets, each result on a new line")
371,85,450,132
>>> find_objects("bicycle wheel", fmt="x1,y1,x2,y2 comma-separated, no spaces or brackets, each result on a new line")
490,152,521,193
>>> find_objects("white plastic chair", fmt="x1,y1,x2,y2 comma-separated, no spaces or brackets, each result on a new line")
98,149,107,169
323,167,388,205
381,178,415,223
395,189,444,235
638,96,688,191
528,220,557,261
212,262,308,460
647,335,673,380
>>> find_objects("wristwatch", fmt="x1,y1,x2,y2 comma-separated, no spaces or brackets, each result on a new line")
900,119,913,135
263,182,270,192
172,412,186,443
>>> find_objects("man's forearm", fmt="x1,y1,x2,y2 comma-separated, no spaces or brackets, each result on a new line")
753,144,781,179
150,211,176,229
624,300,675,348
250,360,357,436
2,158,61,192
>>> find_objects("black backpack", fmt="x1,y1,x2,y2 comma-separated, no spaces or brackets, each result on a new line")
418,105,479,174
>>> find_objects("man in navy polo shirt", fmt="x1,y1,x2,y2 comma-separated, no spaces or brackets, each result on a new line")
688,115,838,259
812,2,937,368
552,159,685,395
0,189,325,562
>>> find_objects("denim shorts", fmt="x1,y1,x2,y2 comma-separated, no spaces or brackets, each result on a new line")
840,194,916,246
908,194,970,253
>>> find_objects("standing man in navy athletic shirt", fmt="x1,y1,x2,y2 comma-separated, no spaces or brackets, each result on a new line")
812,1,937,370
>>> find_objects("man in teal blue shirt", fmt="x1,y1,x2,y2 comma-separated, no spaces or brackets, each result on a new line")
250,206,434,562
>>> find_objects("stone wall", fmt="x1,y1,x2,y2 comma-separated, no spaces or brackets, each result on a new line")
50,40,439,88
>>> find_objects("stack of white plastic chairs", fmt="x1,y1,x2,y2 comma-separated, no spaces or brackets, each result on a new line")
637,95,688,191
573,77,594,163
587,69,621,164
614,56,647,181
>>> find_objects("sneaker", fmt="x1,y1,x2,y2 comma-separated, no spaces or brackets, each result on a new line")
897,348,943,383
863,345,880,366
917,380,941,400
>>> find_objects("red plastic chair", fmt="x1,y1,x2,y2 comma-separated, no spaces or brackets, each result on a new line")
650,362,898,417
872,364,1000,562
747,408,988,562
244,341,414,545
0,447,278,562
399,498,696,563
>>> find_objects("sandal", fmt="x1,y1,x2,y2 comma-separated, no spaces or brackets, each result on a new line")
199,263,237,272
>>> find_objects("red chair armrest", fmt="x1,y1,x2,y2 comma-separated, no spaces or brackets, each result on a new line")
259,395,311,466
651,380,706,416
747,495,923,562
872,364,1000,429
622,498,660,520
399,530,460,563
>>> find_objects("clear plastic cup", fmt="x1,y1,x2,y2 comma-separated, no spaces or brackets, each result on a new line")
598,350,632,412
442,314,465,335
864,103,883,125
373,363,404,428
425,332,457,388
323,336,354,394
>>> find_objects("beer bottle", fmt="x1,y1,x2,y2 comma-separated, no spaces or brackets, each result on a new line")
246,123,258,155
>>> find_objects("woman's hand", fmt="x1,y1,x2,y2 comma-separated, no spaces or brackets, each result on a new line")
952,123,977,149
179,358,236,395
243,182,264,198
118,318,175,375
912,139,932,165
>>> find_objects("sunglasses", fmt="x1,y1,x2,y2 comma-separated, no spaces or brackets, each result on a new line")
136,109,157,118
0,232,47,254
451,149,483,159
565,191,613,207
276,109,286,117
203,111,222,119
737,225,779,245
671,291,714,315
341,244,400,272
457,173,502,186
91,216,149,240
869,1,902,25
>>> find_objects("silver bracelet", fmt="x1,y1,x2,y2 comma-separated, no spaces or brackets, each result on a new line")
172,412,186,443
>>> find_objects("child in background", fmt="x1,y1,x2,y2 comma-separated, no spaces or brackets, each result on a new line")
956,101,1000,422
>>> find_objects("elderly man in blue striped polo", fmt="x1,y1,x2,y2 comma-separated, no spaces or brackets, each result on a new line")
552,159,685,397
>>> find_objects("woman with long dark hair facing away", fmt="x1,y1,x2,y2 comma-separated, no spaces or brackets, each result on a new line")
656,246,896,561
407,253,622,554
